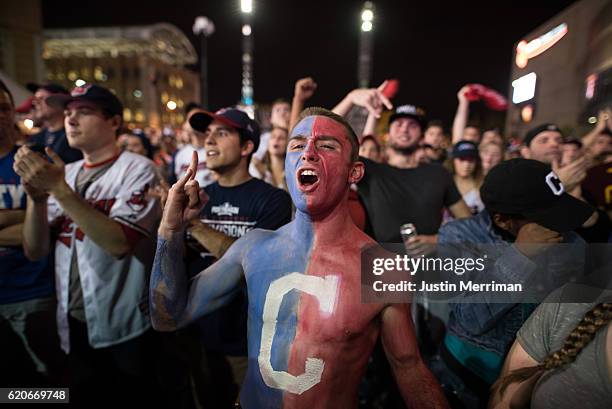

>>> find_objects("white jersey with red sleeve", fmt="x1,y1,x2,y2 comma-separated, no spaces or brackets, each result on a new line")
47,151,161,352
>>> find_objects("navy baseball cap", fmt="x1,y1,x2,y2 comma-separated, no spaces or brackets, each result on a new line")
189,107,261,151
480,158,593,232
388,104,427,129
452,141,479,159
46,84,123,118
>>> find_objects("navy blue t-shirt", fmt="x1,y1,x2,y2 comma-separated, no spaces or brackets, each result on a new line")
0,146,54,304
187,177,292,355
29,128,82,164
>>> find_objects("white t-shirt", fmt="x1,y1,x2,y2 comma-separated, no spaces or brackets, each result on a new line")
173,144,215,187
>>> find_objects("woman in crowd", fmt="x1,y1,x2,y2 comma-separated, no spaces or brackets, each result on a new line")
448,140,485,215
480,141,504,176
251,126,288,190
359,134,382,162
490,284,612,409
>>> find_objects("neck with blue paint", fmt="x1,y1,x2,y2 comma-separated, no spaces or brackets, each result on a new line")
293,193,354,246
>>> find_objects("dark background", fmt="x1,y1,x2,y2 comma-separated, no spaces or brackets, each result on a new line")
42,0,575,127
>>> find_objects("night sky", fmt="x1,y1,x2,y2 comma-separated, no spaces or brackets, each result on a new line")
42,0,575,128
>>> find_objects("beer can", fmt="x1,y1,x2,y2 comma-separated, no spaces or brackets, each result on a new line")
400,223,417,242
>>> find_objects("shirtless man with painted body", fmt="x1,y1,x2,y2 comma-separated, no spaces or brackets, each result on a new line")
150,107,448,409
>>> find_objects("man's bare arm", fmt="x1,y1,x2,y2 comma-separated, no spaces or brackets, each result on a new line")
0,209,25,229
189,220,236,259
290,77,317,131
332,83,392,119
0,223,23,246
452,86,470,144
381,303,449,409
149,230,245,331
22,196,50,261
362,112,378,139
51,183,134,257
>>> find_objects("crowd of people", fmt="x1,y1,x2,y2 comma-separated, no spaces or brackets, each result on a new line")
0,73,610,409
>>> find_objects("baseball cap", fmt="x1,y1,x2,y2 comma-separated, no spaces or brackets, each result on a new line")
26,82,69,95
452,141,479,159
46,84,123,118
562,138,583,149
189,107,261,151
523,123,563,147
480,158,593,232
388,104,427,129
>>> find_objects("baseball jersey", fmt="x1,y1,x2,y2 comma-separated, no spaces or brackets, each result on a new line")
172,144,215,188
48,151,161,352
0,146,54,304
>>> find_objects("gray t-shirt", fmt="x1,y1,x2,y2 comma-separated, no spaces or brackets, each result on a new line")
517,284,612,409
68,161,116,322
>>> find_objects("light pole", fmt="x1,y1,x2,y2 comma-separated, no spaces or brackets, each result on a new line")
358,2,375,88
241,0,254,116
193,16,215,110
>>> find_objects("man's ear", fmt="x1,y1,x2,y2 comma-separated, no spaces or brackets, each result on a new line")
348,161,365,184
110,115,122,134
241,140,255,157
520,146,531,159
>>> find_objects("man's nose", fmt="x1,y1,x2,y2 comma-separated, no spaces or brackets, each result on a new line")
301,140,319,162
204,133,215,146
65,111,78,125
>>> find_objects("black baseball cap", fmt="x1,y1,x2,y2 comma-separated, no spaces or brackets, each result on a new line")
46,84,123,118
189,107,261,151
452,141,479,159
563,138,583,149
523,123,563,147
388,104,427,129
480,158,593,232
26,82,69,95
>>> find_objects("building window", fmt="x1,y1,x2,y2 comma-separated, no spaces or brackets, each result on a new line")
68,70,78,81
135,110,145,123
94,66,106,81
123,108,132,122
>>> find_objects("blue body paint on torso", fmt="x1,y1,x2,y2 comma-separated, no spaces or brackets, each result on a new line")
240,216,314,408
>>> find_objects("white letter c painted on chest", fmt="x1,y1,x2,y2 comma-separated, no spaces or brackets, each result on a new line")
258,273,338,395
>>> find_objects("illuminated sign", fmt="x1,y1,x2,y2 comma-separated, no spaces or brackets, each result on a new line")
515,23,568,68
585,74,597,99
512,72,537,104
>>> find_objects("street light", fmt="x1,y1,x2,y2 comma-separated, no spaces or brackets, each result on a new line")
241,0,254,112
241,0,252,13
358,2,375,88
193,16,215,109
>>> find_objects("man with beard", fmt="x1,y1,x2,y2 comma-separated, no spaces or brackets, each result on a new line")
333,90,471,244
150,107,449,409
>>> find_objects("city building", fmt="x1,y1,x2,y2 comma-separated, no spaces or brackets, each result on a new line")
506,0,612,139
0,0,44,102
43,23,200,128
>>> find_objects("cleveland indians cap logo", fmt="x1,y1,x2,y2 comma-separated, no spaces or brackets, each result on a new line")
545,171,564,196
71,83,93,97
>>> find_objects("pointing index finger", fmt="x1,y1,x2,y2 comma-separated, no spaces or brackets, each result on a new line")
188,150,199,181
